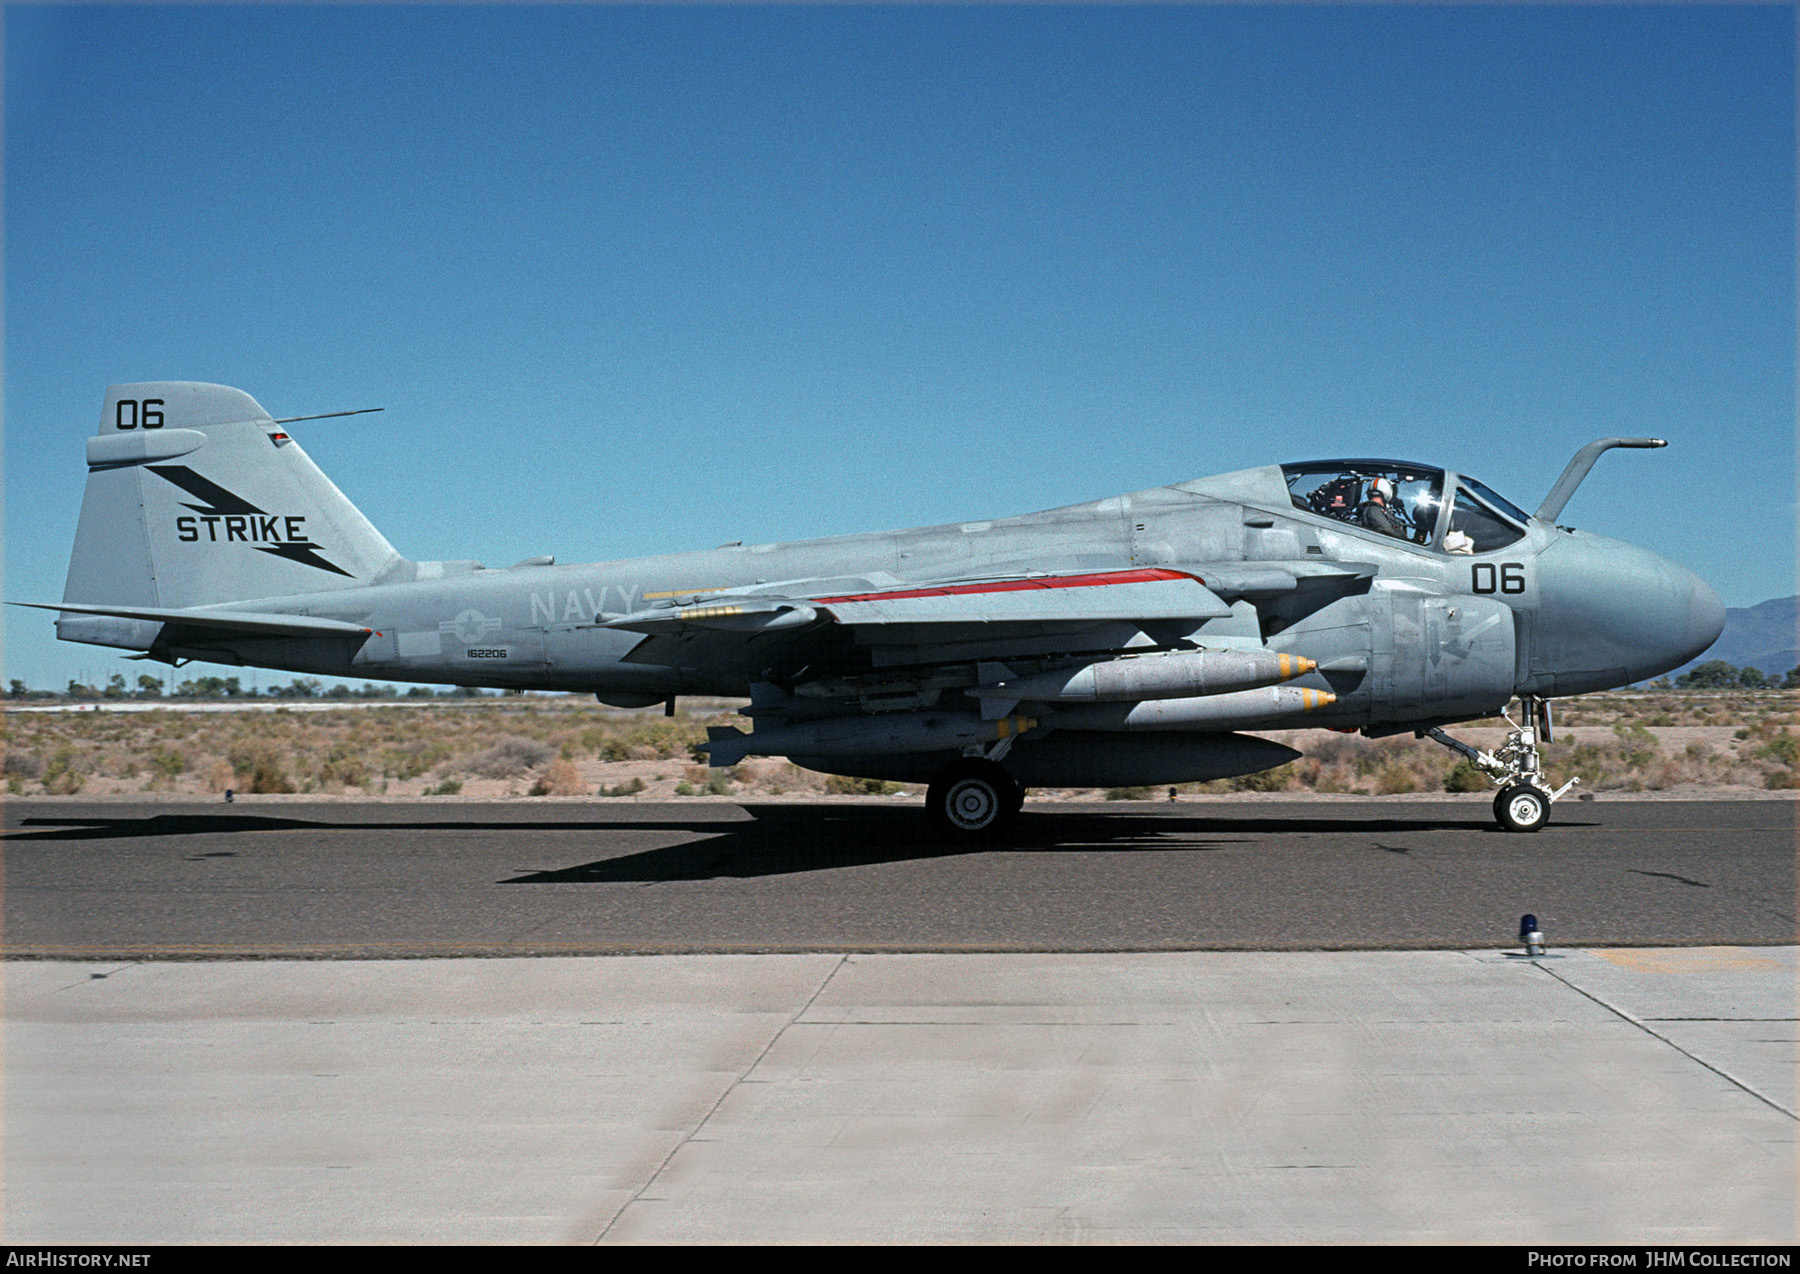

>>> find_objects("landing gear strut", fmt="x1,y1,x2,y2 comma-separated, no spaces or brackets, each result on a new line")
927,757,1024,839
1426,696,1577,833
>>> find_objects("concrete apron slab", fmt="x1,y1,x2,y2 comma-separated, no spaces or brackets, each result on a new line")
6,949,1793,1244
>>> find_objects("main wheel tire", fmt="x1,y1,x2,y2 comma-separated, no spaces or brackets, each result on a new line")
927,759,1019,839
1494,784,1550,833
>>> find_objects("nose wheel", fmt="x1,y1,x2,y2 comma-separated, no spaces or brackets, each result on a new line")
1494,784,1551,833
1426,697,1578,833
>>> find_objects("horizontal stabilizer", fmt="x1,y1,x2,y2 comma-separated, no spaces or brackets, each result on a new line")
16,601,371,638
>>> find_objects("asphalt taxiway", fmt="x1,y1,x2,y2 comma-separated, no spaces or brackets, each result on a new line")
4,797,1792,955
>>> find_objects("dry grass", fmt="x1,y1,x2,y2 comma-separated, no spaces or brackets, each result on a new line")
0,699,725,799
4,690,1795,800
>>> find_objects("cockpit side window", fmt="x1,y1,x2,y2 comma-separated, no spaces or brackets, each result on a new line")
1460,477,1532,527
1282,462,1445,548
1447,487,1526,553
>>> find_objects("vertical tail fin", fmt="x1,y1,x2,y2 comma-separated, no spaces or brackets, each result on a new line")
63,383,407,610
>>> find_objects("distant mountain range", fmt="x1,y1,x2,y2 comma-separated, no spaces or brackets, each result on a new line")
1673,595,1797,679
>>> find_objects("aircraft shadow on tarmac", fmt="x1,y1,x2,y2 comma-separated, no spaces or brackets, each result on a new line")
6,802,1555,882
499,805,1592,882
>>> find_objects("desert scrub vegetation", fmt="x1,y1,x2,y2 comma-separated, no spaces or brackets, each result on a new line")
530,759,589,796
1553,690,1797,729
4,688,1796,798
2,699,724,797
823,775,905,796
673,764,742,797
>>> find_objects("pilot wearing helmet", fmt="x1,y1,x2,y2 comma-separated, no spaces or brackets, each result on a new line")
1358,476,1406,539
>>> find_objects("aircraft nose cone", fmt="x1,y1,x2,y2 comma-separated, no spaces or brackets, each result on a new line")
1681,573,1727,666
1532,535,1726,693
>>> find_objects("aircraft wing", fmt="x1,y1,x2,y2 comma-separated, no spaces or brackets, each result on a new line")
602,567,1237,672
809,568,1234,625
1197,560,1378,596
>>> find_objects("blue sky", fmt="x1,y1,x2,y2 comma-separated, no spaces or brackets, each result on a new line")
6,5,1793,690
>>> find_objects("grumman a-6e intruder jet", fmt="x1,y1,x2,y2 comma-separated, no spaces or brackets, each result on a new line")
33,382,1724,836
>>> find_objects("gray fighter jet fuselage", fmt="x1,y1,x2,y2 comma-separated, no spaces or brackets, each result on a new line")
38,383,1724,835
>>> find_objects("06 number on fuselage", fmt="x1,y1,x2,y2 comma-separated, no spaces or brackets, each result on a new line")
1471,562,1526,595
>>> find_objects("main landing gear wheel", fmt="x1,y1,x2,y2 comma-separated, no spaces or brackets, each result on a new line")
927,758,1020,839
1494,784,1551,833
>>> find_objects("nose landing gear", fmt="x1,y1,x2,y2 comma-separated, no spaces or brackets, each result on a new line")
1494,783,1551,833
1427,697,1578,832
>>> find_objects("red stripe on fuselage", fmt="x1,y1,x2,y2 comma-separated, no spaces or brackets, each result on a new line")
814,567,1199,605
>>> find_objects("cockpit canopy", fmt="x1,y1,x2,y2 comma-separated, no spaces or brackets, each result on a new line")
1281,460,1533,555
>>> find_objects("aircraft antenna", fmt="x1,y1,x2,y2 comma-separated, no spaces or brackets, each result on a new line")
272,407,385,424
